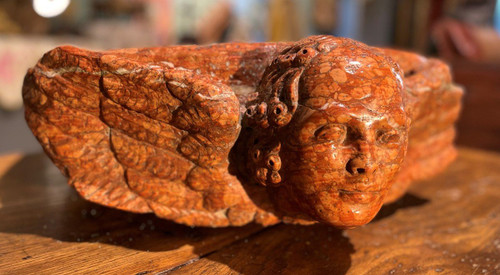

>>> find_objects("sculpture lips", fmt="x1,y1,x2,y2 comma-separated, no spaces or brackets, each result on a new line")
346,174,384,192
338,189,379,204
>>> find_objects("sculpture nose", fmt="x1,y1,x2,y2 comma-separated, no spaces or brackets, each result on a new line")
345,157,374,176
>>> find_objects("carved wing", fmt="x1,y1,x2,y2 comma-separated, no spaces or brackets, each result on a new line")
380,49,463,203
23,46,268,227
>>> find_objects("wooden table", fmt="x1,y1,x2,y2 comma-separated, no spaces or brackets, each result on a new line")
0,148,499,274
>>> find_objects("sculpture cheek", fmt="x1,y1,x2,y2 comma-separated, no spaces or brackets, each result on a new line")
383,148,402,161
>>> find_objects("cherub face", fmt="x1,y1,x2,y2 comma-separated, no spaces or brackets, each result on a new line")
243,36,409,228
277,49,409,228
279,102,408,228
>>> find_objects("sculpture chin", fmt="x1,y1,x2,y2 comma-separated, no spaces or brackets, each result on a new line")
305,189,385,229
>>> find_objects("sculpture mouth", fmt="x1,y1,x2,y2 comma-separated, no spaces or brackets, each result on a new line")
314,178,384,192
337,188,379,193
337,189,380,204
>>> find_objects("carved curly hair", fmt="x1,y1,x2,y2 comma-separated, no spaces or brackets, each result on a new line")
237,35,406,188
244,35,342,129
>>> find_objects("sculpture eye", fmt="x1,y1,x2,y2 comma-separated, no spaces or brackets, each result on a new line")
377,130,400,144
314,124,346,144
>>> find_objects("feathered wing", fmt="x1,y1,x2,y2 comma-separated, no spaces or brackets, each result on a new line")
23,46,276,227
380,49,463,203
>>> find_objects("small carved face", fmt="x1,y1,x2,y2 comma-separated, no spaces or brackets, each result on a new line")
279,103,408,227
243,36,410,228
277,46,409,228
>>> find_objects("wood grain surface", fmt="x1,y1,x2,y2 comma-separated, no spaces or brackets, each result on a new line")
0,148,499,274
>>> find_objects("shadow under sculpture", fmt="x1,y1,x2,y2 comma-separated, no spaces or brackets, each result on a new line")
22,35,463,229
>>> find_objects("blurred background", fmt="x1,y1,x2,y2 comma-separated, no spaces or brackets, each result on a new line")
0,0,499,154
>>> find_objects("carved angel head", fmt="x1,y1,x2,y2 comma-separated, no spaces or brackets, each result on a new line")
242,36,410,228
